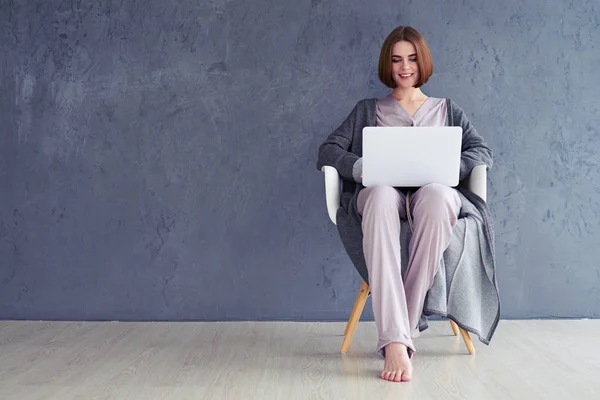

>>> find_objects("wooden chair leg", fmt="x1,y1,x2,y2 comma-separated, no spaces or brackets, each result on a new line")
459,327,476,355
341,281,370,353
449,320,460,336
344,282,365,336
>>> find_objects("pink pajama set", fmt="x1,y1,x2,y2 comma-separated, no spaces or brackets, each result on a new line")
356,95,462,357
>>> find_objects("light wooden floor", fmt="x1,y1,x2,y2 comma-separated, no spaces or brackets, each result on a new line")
0,319,599,399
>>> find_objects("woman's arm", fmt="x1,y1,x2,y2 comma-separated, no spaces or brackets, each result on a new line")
448,100,493,181
317,102,362,182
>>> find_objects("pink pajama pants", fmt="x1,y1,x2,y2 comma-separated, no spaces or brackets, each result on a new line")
356,183,461,357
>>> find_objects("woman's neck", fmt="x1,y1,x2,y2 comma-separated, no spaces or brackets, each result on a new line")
390,87,427,102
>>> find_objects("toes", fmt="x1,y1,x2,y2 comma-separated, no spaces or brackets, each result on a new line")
381,371,395,381
381,370,406,382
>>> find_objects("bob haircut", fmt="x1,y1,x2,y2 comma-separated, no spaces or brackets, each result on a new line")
378,26,433,88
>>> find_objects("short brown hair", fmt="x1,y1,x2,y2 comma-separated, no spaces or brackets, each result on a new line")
378,26,433,88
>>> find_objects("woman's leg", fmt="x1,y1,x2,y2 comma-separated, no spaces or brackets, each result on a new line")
403,183,462,335
357,186,415,357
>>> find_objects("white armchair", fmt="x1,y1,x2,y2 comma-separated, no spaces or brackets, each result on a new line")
321,164,488,354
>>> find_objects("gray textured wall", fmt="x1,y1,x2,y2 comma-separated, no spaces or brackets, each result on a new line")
1,0,599,321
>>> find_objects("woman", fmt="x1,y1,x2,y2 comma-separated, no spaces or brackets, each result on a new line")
317,26,493,382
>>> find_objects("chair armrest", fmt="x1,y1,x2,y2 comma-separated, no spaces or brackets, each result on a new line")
466,165,487,202
321,166,342,225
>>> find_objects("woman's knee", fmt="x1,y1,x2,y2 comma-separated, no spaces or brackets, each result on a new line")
363,185,401,207
412,183,460,219
418,183,451,198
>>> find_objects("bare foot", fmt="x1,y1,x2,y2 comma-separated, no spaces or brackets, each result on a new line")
380,343,412,382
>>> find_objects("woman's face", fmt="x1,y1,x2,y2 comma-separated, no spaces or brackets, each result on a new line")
391,40,419,89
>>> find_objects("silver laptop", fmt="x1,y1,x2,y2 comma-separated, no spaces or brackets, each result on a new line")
362,126,462,187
